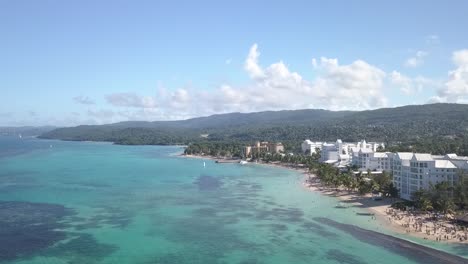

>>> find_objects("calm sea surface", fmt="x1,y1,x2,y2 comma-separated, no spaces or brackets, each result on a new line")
0,136,466,263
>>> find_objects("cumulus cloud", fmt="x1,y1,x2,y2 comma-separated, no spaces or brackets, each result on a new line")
169,89,191,110
106,93,157,108
405,50,428,68
99,44,395,122
213,44,387,112
432,49,468,103
97,44,468,124
390,71,439,95
244,44,265,79
73,95,95,105
313,57,387,109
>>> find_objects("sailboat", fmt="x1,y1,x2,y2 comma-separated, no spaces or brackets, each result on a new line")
203,161,206,168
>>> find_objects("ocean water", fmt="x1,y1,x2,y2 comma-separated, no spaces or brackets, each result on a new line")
0,136,466,264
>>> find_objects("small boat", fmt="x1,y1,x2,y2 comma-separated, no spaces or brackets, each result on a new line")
356,212,375,216
240,160,248,165
203,162,206,168
18,134,22,139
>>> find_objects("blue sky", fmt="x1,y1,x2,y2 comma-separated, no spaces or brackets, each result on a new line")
1,0,468,126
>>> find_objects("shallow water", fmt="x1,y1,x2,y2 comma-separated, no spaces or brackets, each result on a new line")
0,136,466,263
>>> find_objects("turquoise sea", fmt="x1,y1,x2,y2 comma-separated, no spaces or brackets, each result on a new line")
0,136,467,264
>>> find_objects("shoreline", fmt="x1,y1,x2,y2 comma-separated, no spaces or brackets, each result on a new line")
181,153,467,246
304,174,467,245
181,154,310,173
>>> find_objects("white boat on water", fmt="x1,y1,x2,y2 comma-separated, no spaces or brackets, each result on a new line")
240,160,248,165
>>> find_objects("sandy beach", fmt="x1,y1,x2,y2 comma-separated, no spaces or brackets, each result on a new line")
304,174,468,245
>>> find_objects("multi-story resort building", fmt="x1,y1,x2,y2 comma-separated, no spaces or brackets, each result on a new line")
302,139,467,201
300,140,323,154
244,141,284,157
301,139,385,168
392,153,461,200
349,149,465,201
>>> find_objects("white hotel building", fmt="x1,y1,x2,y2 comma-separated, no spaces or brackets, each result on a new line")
302,139,468,201
300,140,323,155
392,153,460,200
301,139,385,168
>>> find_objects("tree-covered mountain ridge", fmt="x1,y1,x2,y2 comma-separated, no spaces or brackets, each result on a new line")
39,103,468,155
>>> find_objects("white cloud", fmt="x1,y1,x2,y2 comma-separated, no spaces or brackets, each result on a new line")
405,50,428,68
390,71,439,95
96,44,395,122
80,44,468,124
433,49,468,103
106,93,157,108
205,46,388,112
73,95,95,105
312,58,388,109
169,88,191,110
244,43,265,79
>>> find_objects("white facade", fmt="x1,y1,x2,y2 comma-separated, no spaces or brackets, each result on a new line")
304,138,468,201
320,143,339,163
352,150,392,172
392,152,413,199
302,139,385,168
301,140,323,155
390,153,460,200
319,139,347,166
351,150,466,201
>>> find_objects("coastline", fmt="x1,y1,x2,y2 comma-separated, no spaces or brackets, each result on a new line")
181,153,467,246
181,154,310,173
304,174,467,245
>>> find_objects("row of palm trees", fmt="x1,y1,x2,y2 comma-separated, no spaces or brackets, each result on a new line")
412,178,468,215
311,163,399,198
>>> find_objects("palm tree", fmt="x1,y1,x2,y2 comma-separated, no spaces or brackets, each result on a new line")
430,182,455,215
412,189,433,212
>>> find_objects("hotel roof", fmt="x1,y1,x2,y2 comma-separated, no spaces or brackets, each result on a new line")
395,152,413,160
359,148,374,153
373,152,389,158
446,154,468,161
435,160,457,169
412,153,433,161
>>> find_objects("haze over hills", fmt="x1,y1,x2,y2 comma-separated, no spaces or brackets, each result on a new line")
37,103,468,155
0,126,56,137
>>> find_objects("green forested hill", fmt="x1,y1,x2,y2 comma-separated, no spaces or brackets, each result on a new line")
39,103,468,155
